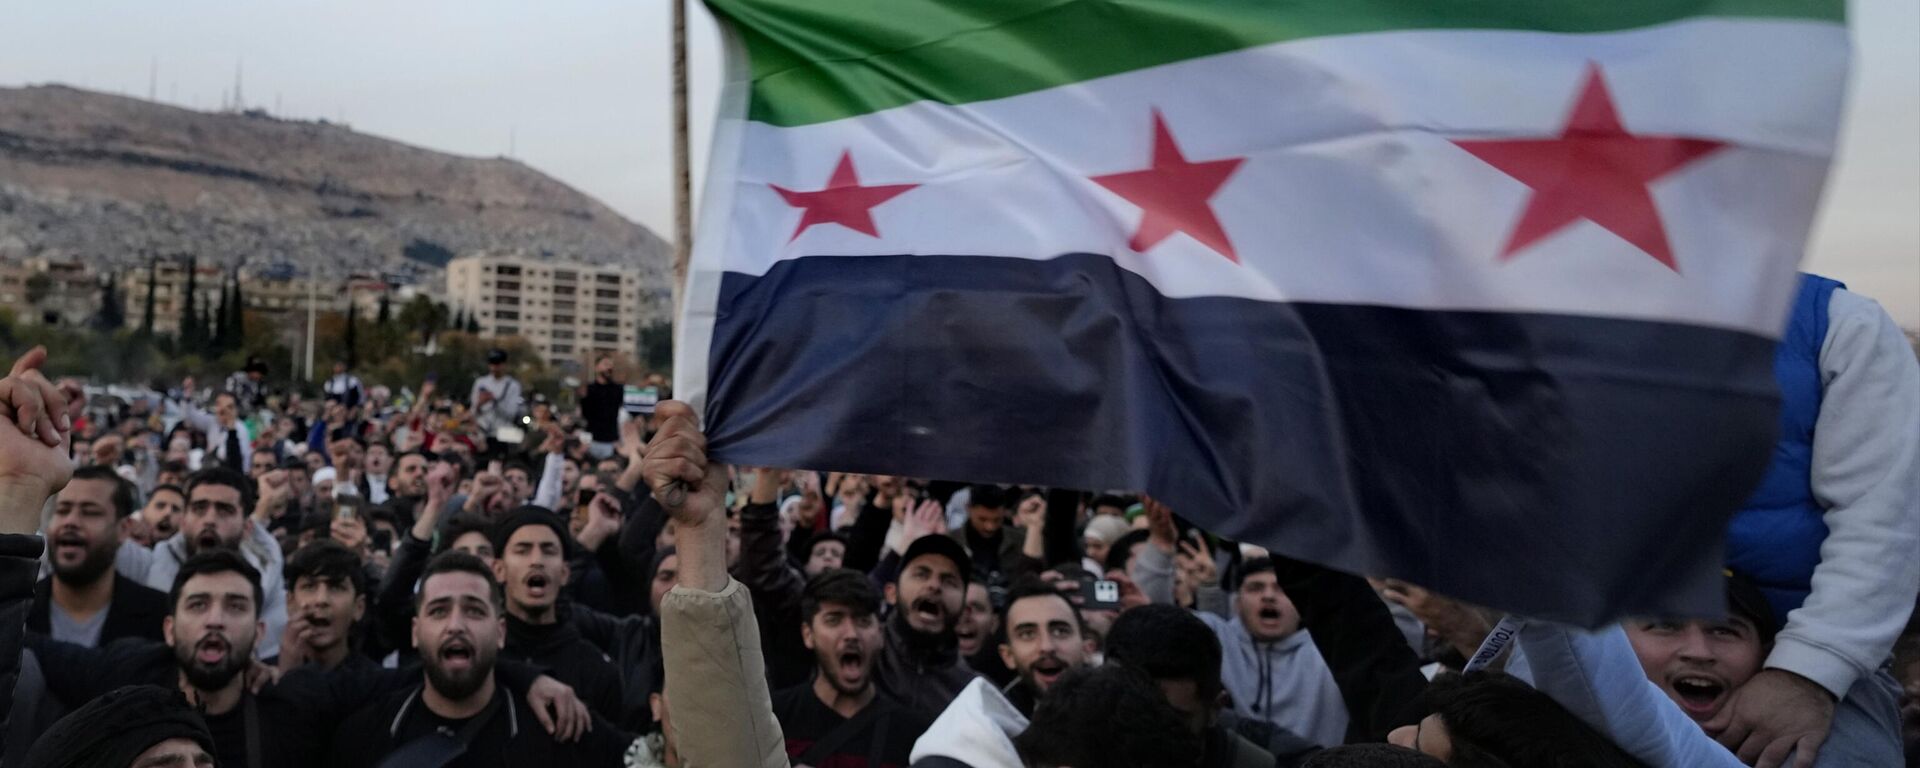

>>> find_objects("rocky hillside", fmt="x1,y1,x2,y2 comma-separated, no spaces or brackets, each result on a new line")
0,85,670,312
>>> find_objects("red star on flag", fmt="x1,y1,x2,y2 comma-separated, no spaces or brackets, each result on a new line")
1093,110,1247,263
1453,64,1727,271
770,150,919,243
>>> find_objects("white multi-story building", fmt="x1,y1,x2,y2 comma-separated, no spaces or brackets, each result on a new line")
445,253,646,367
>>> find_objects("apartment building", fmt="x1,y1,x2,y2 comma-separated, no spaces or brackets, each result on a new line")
0,256,102,327
445,253,645,367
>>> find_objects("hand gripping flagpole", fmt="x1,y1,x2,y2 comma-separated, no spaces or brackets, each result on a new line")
660,0,692,511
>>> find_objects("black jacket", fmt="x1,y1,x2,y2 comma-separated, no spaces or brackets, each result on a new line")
571,604,660,733
0,534,45,758
26,573,169,646
734,499,814,690
327,681,633,768
503,607,625,722
27,633,559,768
23,635,405,768
875,612,976,721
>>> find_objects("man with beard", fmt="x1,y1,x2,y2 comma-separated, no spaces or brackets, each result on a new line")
32,547,604,768
771,569,931,767
26,551,302,768
908,577,1092,767
128,483,184,548
328,551,635,766
29,466,168,646
129,467,289,658
277,540,373,673
490,508,625,720
387,450,429,508
994,577,1093,715
878,534,978,719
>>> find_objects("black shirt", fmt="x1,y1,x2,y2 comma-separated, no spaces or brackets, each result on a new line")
329,683,633,768
204,704,252,768
770,684,930,768
503,610,626,721
581,381,624,443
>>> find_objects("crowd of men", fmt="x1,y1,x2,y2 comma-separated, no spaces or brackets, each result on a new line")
0,272,1911,768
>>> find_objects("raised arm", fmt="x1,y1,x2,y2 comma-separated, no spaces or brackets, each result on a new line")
643,401,788,768
1267,555,1432,742
0,346,74,750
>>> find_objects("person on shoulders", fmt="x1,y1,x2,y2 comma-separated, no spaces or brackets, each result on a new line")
1714,275,1920,767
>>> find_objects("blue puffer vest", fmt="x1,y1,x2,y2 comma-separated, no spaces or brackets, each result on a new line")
1727,273,1844,624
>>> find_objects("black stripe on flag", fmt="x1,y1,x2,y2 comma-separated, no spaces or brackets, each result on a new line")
704,252,1779,625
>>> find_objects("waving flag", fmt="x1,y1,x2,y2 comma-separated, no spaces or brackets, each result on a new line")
677,0,1849,624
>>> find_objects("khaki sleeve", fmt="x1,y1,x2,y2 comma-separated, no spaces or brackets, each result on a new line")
660,578,790,768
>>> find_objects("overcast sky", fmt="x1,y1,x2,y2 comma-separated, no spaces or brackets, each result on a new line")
5,0,1914,326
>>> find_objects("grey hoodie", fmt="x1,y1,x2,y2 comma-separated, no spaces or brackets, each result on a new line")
1195,612,1347,747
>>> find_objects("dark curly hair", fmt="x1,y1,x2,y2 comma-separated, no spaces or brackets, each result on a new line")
1424,671,1645,768
1013,664,1202,768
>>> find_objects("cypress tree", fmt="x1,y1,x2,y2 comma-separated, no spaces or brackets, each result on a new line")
180,257,200,347
344,298,359,370
140,256,157,336
229,273,246,348
213,280,231,351
94,278,125,331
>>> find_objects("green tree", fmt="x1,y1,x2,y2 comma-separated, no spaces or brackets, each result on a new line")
398,295,448,345
638,321,673,374
23,273,52,308
465,313,479,334
92,278,126,331
213,280,231,351
180,257,200,347
344,298,359,370
228,273,246,349
376,290,391,325
140,257,157,336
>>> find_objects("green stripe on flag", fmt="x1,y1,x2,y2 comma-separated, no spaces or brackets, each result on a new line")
706,0,1845,127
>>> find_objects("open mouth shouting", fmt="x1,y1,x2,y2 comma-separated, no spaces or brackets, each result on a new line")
194,635,231,666
954,621,981,653
524,572,553,601
1029,655,1068,691
1666,673,1729,720
834,645,868,683
194,530,224,552
51,531,89,562
907,596,946,630
439,638,477,672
